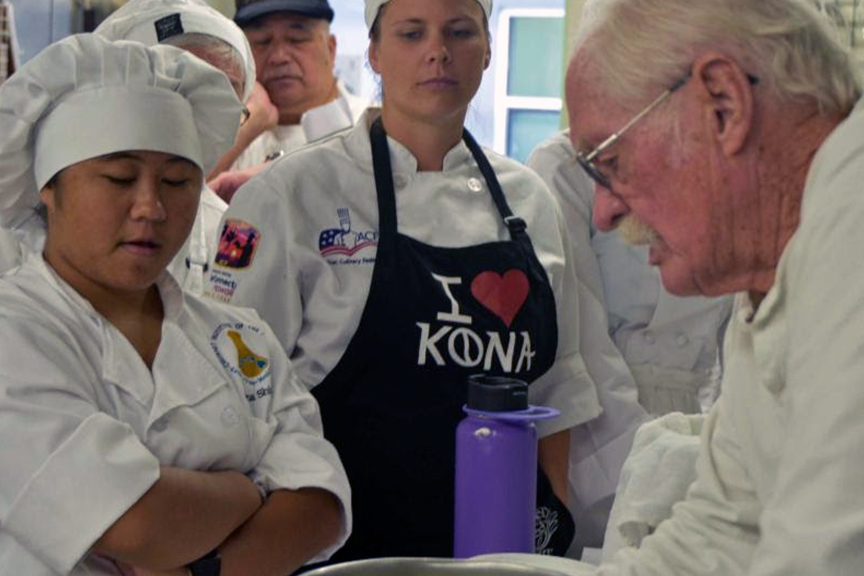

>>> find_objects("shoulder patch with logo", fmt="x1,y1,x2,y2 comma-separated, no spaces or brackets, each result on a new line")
210,322,272,400
216,219,261,269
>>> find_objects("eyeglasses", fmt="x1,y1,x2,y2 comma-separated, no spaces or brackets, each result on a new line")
576,73,692,189
576,71,760,189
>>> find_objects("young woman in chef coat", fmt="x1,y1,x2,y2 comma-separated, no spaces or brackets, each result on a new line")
209,0,602,561
0,34,350,576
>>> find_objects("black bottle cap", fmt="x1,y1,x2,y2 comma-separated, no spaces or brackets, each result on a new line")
467,374,529,412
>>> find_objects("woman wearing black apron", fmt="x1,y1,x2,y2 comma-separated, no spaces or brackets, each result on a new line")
209,0,602,564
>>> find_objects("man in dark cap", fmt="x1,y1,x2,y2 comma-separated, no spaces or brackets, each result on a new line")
210,0,367,201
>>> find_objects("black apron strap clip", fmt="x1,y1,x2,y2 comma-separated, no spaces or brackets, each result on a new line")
504,215,528,236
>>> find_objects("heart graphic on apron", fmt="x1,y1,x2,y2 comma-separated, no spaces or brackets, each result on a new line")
470,269,530,328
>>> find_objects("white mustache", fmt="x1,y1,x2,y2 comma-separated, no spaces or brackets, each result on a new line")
617,214,657,245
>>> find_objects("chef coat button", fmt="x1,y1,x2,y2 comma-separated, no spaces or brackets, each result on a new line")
676,334,689,346
394,174,407,188
221,406,240,427
467,177,483,192
152,417,168,432
643,331,656,345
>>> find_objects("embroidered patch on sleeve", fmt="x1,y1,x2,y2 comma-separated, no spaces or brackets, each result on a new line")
215,219,261,269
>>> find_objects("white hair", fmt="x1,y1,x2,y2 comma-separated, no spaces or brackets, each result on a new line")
574,0,861,115
164,33,246,86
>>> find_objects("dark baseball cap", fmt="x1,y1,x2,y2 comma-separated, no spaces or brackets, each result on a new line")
234,0,334,26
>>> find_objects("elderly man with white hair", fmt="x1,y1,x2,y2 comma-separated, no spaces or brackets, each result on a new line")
550,0,864,574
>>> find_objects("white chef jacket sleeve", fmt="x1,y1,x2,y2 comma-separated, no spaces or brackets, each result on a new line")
528,134,649,547
594,396,761,575
243,313,352,562
0,317,160,575
0,227,22,275
527,132,606,303
567,272,650,548
742,190,864,576
519,173,601,439
207,170,303,357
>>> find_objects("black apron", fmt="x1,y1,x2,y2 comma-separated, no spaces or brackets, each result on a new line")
311,117,574,562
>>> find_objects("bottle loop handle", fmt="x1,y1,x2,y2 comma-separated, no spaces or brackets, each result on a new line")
462,404,560,423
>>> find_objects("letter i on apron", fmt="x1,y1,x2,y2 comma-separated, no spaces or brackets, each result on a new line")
312,117,575,562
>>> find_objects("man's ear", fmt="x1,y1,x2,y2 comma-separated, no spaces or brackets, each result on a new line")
328,34,337,65
694,52,755,156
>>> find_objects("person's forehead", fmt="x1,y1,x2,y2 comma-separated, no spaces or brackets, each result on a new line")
95,151,197,165
381,0,484,22
248,12,325,32
566,55,624,150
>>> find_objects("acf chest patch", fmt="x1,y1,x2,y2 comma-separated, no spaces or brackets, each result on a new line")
210,322,272,391
215,219,261,269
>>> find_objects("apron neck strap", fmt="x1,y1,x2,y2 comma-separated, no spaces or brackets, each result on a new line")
369,116,526,241
460,129,527,239
370,116,399,250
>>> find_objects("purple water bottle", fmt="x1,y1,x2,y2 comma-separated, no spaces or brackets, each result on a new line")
453,375,559,558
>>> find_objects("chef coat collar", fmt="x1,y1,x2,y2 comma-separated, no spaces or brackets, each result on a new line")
33,253,188,326
344,109,475,178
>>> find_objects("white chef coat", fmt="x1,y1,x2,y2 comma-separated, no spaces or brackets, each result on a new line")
167,184,228,295
565,97,864,576
208,109,601,439
528,131,733,415
230,81,368,171
524,133,649,550
565,263,650,551
0,227,21,274
0,255,351,576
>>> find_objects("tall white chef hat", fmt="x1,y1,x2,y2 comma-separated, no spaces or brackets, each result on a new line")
364,0,492,29
0,33,242,247
96,0,256,102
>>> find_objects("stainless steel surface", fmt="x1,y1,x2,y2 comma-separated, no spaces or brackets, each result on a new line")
303,558,572,576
